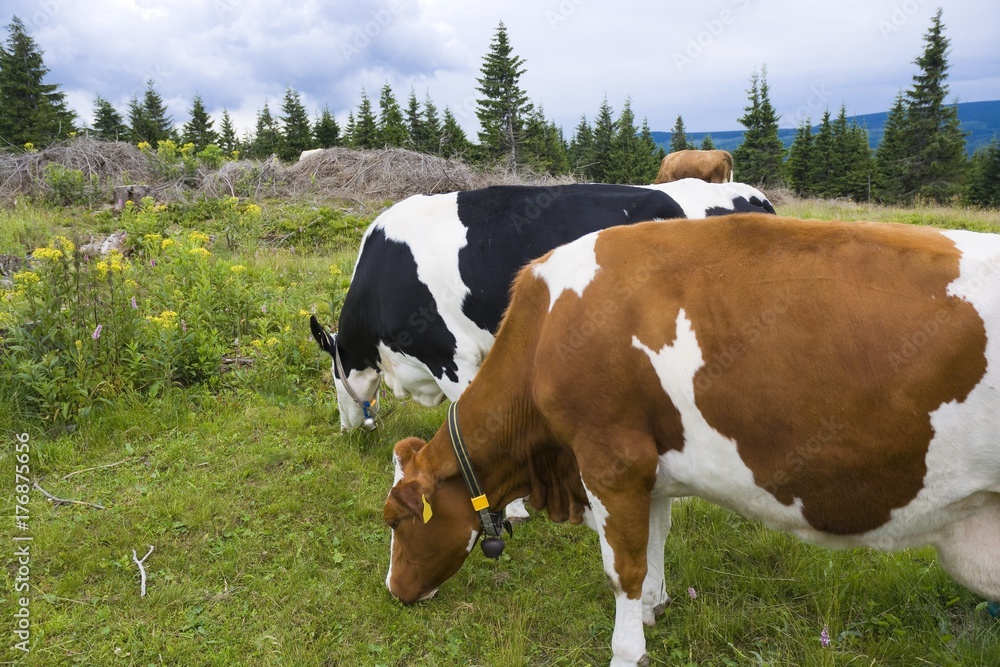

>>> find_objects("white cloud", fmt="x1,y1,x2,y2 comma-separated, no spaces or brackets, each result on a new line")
3,0,996,137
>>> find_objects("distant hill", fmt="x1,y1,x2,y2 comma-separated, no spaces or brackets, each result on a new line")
651,99,1000,155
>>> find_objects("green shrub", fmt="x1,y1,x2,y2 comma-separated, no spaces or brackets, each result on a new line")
41,163,103,206
1,205,346,423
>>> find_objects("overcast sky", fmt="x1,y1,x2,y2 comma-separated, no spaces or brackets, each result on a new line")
6,0,998,140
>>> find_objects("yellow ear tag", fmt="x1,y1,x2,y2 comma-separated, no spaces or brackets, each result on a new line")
421,495,433,523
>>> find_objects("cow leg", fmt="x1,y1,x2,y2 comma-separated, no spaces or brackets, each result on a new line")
934,494,1000,604
581,479,653,667
642,494,672,625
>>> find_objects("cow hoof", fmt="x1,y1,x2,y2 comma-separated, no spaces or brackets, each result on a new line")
653,602,667,617
638,654,650,667
988,601,1000,618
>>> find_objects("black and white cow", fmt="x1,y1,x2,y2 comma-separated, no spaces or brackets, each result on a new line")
310,179,775,431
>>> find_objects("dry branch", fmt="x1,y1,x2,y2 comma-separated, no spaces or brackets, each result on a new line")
33,481,106,510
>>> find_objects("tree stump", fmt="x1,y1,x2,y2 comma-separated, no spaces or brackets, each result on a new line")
113,185,152,211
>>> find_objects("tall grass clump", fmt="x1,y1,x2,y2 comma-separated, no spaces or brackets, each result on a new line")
0,198,347,424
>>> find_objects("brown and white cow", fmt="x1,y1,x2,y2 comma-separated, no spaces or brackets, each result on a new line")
384,214,1000,667
654,149,733,184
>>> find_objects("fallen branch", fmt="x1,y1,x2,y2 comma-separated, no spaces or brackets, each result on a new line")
59,458,131,481
33,481,105,510
132,545,154,597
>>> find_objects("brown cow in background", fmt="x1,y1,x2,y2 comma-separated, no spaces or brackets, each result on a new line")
654,149,733,184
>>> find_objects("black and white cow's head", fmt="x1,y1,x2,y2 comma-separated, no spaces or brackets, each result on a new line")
309,315,382,431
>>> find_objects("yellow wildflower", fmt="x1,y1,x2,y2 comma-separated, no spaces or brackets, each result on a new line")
181,142,196,155
266,337,279,347
243,203,262,217
188,231,211,245
51,236,75,255
230,264,246,273
189,247,211,258
329,265,341,276
146,310,179,328
298,309,311,317
32,247,63,262
125,279,138,289
161,238,175,249
144,233,163,242
137,141,152,151
75,340,82,350
23,142,35,152
13,270,40,286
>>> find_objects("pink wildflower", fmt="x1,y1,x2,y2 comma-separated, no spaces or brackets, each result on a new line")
820,624,830,647
131,296,138,309
92,324,102,340
687,587,697,599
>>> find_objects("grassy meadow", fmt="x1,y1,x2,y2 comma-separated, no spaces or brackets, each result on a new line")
2,191,1000,667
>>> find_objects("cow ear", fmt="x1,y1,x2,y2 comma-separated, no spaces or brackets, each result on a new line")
393,437,427,467
388,482,428,521
309,316,335,356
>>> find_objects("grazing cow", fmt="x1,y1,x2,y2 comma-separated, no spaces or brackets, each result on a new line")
310,180,774,431
654,149,733,184
383,215,1000,667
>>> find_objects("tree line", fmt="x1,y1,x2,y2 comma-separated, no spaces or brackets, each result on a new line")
1,13,998,206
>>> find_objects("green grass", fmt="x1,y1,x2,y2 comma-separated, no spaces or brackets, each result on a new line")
2,196,999,666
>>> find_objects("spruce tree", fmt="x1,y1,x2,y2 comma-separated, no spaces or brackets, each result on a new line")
352,90,378,149
128,80,173,145
967,138,1000,207
901,8,967,202
639,118,665,182
0,16,77,145
700,135,716,150
606,98,646,184
786,120,814,196
475,21,531,166
218,109,238,154
247,102,282,159
313,105,340,148
669,115,694,152
377,83,408,148
419,93,442,154
831,106,873,201
405,89,422,150
568,116,596,178
591,97,615,182
181,94,218,151
278,87,313,160
343,112,356,146
521,106,568,175
732,66,785,186
439,107,471,158
92,94,128,141
874,93,910,203
809,110,834,197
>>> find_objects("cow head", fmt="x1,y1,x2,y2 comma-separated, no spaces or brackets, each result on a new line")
309,316,381,430
384,437,480,604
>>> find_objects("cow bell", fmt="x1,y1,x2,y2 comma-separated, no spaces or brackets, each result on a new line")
362,416,376,431
481,536,505,559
